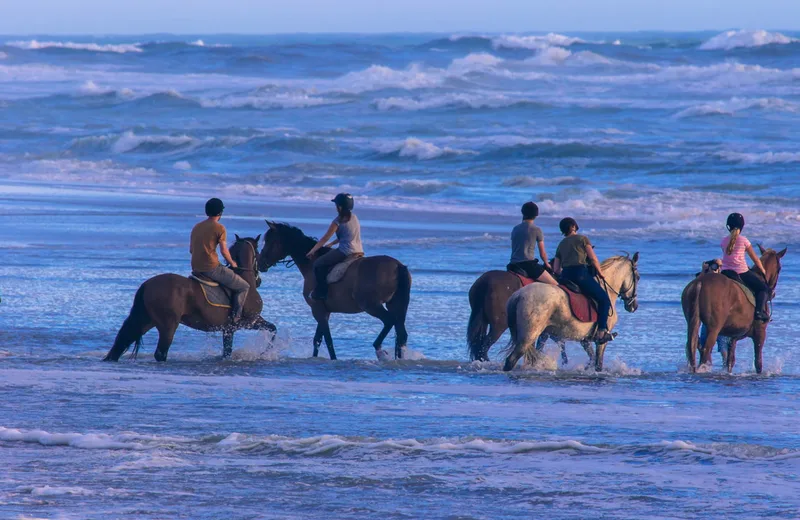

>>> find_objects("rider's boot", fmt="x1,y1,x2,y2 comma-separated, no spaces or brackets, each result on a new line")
594,328,615,343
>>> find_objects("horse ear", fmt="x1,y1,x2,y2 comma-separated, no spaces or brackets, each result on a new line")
235,233,241,241
778,247,787,259
631,252,639,264
255,234,261,243
758,243,766,255
265,220,276,231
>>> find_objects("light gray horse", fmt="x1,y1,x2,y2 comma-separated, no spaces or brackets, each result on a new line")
503,254,640,371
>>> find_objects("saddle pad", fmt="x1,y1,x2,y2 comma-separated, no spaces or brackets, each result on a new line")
190,273,219,287
558,285,598,323
732,280,756,308
327,253,365,284
191,278,232,308
513,272,535,287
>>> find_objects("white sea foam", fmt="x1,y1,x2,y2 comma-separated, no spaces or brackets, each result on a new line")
189,39,231,48
491,33,586,50
111,131,196,153
366,179,456,195
173,160,192,170
717,150,800,164
8,158,159,185
200,91,342,110
0,427,145,450
18,485,94,496
675,97,798,118
376,137,474,160
700,29,798,51
6,39,143,53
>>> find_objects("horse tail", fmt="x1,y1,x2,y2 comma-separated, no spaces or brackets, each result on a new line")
467,278,488,360
104,285,150,362
682,279,702,371
390,263,411,322
502,290,522,359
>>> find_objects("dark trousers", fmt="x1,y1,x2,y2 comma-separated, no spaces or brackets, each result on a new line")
313,249,347,297
507,260,545,280
724,269,770,317
561,265,612,330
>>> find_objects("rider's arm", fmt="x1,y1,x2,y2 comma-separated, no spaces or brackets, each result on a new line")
219,240,237,269
586,243,605,279
307,222,338,258
746,245,767,277
552,257,561,275
538,240,550,269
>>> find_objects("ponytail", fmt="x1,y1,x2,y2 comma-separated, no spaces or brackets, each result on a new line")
338,207,352,223
726,227,740,256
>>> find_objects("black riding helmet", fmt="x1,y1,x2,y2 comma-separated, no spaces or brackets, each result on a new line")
521,201,539,220
559,217,579,236
332,193,354,211
205,198,225,217
726,212,745,231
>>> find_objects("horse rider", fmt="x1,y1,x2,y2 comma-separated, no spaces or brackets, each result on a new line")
720,212,770,321
507,202,558,285
190,198,249,322
552,217,614,343
306,193,364,300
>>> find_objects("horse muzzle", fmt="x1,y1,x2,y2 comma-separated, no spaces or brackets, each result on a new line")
624,298,638,313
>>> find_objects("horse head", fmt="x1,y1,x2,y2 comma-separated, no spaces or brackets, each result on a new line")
757,244,787,296
259,221,288,272
619,252,640,313
230,234,262,287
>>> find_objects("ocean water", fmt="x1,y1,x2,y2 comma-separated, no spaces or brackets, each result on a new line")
1,30,800,519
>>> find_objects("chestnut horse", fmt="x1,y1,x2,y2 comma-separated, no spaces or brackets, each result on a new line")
103,236,276,362
682,245,786,373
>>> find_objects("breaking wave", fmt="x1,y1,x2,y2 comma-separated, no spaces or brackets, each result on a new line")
699,30,799,51
5,39,143,53
375,138,474,160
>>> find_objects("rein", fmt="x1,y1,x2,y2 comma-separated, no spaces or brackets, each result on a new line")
230,239,260,283
601,257,638,307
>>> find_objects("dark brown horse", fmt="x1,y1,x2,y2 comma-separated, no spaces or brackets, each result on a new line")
682,245,786,374
259,221,411,360
467,271,525,361
104,235,276,362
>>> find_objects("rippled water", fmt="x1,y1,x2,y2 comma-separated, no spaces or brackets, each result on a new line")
2,30,800,518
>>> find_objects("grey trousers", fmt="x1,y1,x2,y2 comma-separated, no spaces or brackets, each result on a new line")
200,265,249,318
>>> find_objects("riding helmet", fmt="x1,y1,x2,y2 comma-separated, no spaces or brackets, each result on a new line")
331,193,354,211
521,201,539,220
559,217,579,236
205,198,225,217
726,212,745,231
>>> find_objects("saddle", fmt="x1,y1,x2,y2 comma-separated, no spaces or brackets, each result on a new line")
558,285,598,323
190,273,232,308
327,253,365,284
719,272,757,308
512,272,535,287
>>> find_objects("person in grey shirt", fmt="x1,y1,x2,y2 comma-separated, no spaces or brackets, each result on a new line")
307,193,364,300
507,202,558,285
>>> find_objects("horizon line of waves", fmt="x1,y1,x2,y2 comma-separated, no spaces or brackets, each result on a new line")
3,426,798,461
3,39,235,54
699,29,800,51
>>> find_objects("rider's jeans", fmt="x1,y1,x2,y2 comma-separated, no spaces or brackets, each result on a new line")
200,265,249,318
561,265,611,330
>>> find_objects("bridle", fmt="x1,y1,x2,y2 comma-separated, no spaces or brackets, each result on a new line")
602,257,639,308
230,239,261,285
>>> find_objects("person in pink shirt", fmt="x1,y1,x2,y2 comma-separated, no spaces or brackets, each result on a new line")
720,212,770,321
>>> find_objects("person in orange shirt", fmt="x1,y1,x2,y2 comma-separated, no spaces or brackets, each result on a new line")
190,198,249,322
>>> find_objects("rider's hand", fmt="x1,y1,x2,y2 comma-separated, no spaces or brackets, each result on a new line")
306,250,315,259
230,261,238,269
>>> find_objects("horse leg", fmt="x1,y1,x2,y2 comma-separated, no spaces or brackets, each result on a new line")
153,321,178,362
322,320,336,360
559,339,569,366
313,323,323,358
535,334,549,352
222,329,234,359
725,339,738,374
250,316,277,333
595,341,608,372
581,340,594,369
753,326,767,374
479,324,505,362
363,303,394,359
699,325,722,369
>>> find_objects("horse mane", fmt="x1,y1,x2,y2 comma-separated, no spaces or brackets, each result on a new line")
271,222,331,257
600,255,630,269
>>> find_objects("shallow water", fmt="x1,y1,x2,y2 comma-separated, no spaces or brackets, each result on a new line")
2,31,800,519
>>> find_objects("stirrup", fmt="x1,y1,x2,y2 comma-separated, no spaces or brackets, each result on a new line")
594,329,616,343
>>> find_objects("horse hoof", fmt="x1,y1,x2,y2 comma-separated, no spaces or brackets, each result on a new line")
376,349,390,361
502,359,516,372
